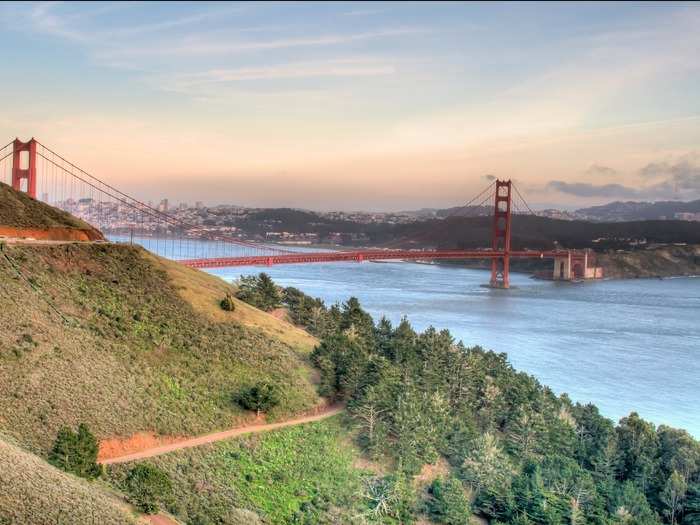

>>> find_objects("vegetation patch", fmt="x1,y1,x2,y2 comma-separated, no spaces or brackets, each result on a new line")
49,423,101,480
0,243,319,454
122,463,173,514
107,417,367,524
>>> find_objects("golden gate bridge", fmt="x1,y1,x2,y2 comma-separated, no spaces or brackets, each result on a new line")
0,138,589,288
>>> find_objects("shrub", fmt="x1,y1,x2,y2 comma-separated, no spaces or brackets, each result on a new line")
124,463,172,514
364,473,416,522
220,293,236,312
426,477,471,525
237,382,280,416
48,423,101,479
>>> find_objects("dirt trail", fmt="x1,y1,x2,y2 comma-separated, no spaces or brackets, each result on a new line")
101,404,344,465
146,514,178,525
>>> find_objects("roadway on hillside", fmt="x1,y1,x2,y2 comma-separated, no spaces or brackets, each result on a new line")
100,404,345,465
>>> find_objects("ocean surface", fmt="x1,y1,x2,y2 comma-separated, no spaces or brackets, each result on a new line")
121,237,700,437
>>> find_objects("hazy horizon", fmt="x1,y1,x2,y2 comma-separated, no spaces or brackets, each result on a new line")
1,1,699,211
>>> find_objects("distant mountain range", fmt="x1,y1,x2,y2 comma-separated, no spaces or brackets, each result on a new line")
403,199,700,222
398,205,493,218
572,199,700,222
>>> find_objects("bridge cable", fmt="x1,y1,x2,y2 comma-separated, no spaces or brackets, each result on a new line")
35,151,288,255
512,183,535,216
34,142,292,254
444,181,496,218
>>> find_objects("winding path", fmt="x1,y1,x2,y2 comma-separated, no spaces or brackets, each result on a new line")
101,404,344,465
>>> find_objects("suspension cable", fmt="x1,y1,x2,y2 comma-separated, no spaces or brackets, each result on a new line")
444,180,496,218
512,183,535,215
36,151,290,254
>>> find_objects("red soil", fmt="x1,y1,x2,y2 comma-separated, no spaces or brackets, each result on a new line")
0,226,103,241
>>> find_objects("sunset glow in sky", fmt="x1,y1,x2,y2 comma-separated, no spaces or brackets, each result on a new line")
1,1,699,210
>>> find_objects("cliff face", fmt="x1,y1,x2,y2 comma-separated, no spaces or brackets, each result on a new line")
597,244,700,279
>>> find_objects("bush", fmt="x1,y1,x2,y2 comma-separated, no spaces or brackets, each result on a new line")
237,382,280,416
124,463,172,514
220,293,236,312
426,477,471,525
48,423,101,479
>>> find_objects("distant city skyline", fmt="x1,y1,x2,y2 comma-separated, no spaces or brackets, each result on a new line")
1,1,699,211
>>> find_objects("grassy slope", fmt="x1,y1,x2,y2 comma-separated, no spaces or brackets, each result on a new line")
106,417,367,525
0,181,98,232
153,253,317,353
0,242,319,455
0,435,140,525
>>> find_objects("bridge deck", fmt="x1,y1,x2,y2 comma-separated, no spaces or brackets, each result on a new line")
180,249,570,269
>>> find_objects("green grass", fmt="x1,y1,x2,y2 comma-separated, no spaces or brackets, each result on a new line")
0,242,319,455
0,435,139,525
107,417,368,525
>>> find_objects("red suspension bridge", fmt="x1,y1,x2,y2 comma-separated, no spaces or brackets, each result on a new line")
1,138,595,288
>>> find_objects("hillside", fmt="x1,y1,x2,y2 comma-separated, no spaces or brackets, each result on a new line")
597,244,700,278
576,199,700,222
0,241,320,455
0,435,139,525
0,181,103,240
390,215,700,250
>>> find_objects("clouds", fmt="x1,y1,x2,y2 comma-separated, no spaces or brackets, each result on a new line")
547,154,700,201
157,58,396,94
547,181,640,199
640,155,700,186
585,164,619,178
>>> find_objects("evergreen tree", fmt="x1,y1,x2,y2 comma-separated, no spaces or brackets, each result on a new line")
257,272,281,311
616,413,659,491
612,481,661,525
683,483,700,525
124,464,173,514
663,471,688,525
426,476,471,525
237,382,280,416
48,423,101,479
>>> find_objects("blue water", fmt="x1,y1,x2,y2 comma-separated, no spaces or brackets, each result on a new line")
117,237,700,436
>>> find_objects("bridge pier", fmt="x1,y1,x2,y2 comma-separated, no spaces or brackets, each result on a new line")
553,250,604,281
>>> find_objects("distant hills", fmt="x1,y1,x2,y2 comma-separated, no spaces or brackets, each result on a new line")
402,198,700,223
573,199,700,222
398,205,492,218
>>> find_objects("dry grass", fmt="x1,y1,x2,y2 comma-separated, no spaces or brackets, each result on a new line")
0,181,96,232
151,254,317,353
0,243,319,455
0,435,140,525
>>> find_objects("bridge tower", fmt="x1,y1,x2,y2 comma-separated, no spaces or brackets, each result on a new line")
12,138,38,199
490,179,512,288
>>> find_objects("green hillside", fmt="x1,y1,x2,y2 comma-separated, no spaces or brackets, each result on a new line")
0,435,139,525
106,417,366,525
0,241,320,455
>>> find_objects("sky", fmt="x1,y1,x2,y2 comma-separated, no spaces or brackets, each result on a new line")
1,1,699,211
